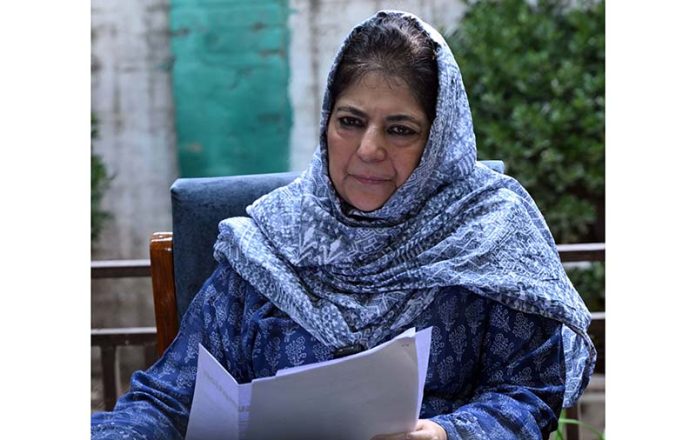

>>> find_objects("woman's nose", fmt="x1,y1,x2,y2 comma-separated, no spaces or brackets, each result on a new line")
356,128,387,162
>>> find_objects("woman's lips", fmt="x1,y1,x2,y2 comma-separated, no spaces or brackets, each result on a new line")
351,174,391,185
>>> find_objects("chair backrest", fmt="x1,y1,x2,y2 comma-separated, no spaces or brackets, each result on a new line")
149,160,504,354
171,171,300,322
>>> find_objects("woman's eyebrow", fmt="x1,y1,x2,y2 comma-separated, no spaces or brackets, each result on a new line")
335,106,423,128
335,106,367,118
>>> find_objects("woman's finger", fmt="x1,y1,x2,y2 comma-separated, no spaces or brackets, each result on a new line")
371,419,445,440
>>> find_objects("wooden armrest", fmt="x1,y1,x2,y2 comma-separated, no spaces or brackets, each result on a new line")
150,232,179,356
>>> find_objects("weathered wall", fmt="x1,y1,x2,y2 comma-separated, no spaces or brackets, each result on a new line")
288,0,466,171
91,0,179,408
91,0,178,326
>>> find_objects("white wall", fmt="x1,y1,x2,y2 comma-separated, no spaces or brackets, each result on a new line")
91,0,177,328
91,0,180,408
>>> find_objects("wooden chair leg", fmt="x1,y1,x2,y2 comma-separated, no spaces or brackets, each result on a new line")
150,232,179,357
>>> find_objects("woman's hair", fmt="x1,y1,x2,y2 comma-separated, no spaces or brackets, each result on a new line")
330,13,439,123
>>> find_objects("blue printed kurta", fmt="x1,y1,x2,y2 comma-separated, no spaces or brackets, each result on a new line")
92,261,564,439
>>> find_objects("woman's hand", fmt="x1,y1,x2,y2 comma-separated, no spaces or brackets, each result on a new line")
370,419,447,440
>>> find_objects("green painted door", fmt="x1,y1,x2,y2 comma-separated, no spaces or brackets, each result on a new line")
170,0,291,177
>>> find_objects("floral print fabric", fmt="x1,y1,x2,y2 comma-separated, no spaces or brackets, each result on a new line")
92,262,565,439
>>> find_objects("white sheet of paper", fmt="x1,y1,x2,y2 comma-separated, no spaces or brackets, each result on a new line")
246,327,431,440
185,344,250,440
186,327,432,440
415,326,432,417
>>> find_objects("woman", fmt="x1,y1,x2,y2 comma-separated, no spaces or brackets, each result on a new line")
92,10,595,440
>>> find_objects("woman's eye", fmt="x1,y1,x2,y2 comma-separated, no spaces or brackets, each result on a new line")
338,117,364,128
388,125,417,136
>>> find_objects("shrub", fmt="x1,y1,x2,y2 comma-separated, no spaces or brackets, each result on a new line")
566,262,605,311
448,0,605,244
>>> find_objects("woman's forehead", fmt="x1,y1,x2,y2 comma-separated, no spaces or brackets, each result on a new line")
334,72,425,116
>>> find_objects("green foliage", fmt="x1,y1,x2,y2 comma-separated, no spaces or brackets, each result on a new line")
552,408,605,439
91,114,112,242
566,262,604,311
449,0,605,243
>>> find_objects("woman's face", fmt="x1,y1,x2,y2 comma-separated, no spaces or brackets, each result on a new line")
327,72,431,212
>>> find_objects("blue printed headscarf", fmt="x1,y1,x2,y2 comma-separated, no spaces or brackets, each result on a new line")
214,10,595,407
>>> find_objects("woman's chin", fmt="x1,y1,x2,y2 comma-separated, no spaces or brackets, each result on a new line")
341,182,395,212
345,195,388,212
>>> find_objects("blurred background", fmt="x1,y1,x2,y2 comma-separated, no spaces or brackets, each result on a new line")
91,0,604,437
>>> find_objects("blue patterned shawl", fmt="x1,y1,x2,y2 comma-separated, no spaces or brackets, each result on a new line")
214,10,595,407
